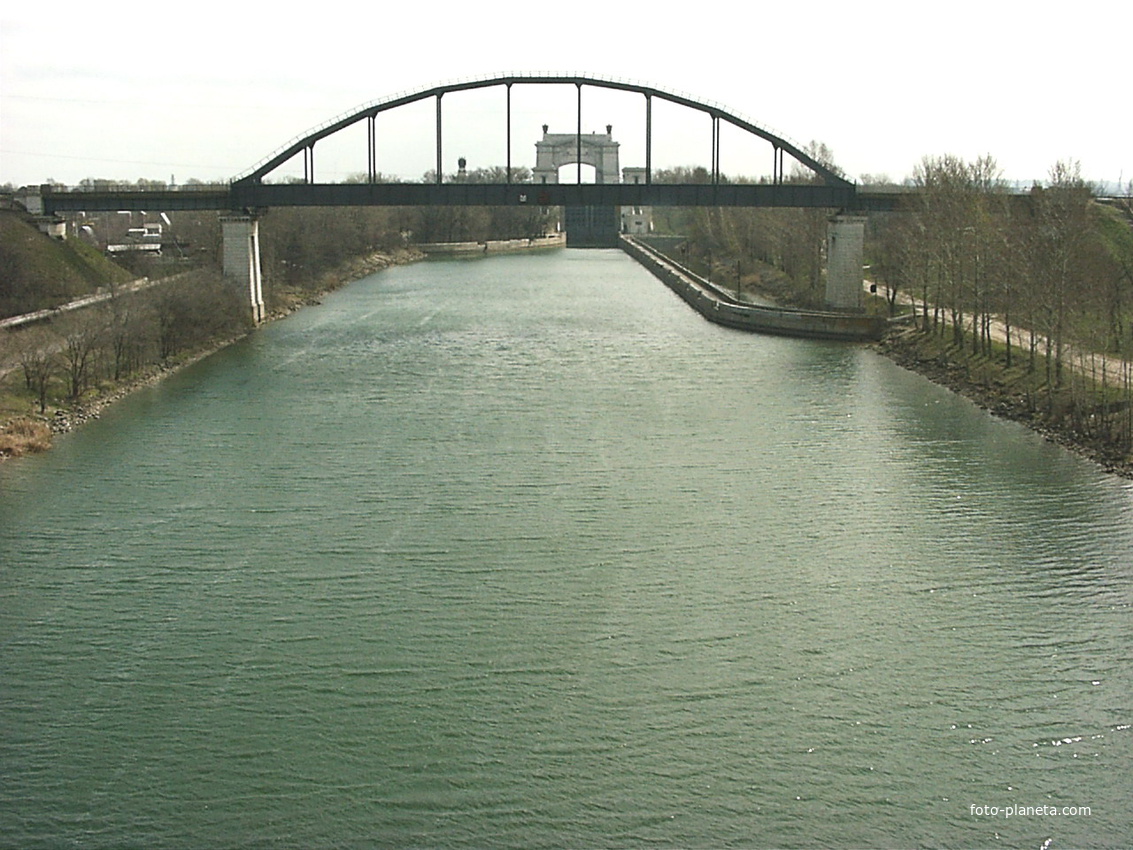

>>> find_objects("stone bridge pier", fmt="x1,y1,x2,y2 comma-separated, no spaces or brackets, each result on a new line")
220,214,265,323
826,214,867,312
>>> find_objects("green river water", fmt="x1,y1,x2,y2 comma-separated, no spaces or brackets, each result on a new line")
1,250,1131,848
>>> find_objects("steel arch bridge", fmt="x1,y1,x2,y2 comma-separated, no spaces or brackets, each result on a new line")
35,74,892,325
42,73,879,214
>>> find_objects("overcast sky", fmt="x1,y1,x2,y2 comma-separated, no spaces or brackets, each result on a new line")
2,0,1129,190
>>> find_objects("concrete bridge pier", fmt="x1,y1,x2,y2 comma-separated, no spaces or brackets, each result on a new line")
825,214,867,312
220,214,265,324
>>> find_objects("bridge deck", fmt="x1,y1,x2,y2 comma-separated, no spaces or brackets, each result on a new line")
41,183,908,213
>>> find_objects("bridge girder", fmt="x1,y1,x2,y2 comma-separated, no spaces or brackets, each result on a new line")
37,183,914,215
227,182,857,209
41,189,232,213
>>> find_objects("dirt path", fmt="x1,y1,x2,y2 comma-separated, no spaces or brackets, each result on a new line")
868,280,1130,381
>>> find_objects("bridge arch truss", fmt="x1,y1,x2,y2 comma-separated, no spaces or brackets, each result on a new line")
229,73,855,209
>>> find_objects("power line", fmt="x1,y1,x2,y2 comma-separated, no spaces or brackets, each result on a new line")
0,148,244,172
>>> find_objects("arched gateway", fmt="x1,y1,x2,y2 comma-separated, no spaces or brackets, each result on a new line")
532,123,644,247
533,124,621,185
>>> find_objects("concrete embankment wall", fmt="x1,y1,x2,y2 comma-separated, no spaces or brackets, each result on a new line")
419,233,565,256
620,235,887,342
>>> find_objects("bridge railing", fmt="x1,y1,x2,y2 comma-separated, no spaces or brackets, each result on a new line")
41,182,232,193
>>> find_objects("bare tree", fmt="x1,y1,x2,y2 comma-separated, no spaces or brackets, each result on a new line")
1028,160,1095,394
11,327,57,413
54,310,107,403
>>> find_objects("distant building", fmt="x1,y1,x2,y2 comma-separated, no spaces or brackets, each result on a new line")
620,167,652,235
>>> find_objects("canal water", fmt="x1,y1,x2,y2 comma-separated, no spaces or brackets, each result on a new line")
1,250,1131,848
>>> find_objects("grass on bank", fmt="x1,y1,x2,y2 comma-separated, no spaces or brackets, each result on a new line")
0,212,135,318
0,417,52,457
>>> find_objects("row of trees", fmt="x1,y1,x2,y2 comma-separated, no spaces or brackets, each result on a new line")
869,156,1133,437
10,271,245,412
649,146,842,308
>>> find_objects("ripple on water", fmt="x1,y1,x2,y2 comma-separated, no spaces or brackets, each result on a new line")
2,251,1132,847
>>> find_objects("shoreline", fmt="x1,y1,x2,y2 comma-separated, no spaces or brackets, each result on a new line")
875,329,1133,480
1,246,425,460
44,331,253,435
417,234,565,256
6,246,1132,481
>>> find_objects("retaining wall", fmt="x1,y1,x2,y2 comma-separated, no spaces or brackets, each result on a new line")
419,234,565,256
621,236,887,342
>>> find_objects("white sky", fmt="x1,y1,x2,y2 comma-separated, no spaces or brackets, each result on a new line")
2,0,1129,190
